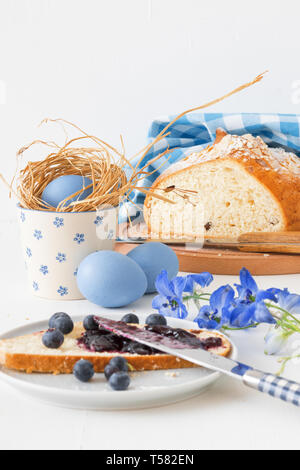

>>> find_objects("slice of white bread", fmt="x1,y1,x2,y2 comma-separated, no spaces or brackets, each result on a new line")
144,129,300,240
0,322,231,374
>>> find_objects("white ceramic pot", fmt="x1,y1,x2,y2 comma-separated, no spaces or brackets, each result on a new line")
17,206,116,300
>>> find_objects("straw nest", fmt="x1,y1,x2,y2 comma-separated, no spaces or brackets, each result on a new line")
1,72,266,213
11,119,174,212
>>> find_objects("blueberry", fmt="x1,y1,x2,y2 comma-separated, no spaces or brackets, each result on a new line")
146,314,167,326
109,372,130,391
49,312,73,334
42,329,64,349
73,360,95,383
104,364,120,380
109,356,129,372
49,312,68,327
121,313,139,324
83,315,98,331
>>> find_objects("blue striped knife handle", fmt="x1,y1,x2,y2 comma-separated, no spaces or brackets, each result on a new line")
243,369,300,407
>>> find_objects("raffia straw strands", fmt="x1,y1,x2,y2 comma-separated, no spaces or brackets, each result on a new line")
2,72,266,212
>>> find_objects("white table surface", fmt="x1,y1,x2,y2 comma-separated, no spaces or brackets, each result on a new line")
0,219,299,450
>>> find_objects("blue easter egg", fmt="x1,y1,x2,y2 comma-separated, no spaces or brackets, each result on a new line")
41,174,93,209
127,242,179,294
77,251,147,308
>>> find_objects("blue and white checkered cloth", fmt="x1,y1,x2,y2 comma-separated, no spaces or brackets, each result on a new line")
120,113,300,222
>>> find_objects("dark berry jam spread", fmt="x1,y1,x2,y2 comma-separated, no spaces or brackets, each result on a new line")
77,329,159,355
200,336,222,350
145,325,202,348
77,316,224,356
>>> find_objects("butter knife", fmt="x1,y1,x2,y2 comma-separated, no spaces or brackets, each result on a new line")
95,316,300,407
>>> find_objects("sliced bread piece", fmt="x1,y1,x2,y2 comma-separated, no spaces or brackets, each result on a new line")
144,129,300,240
0,322,231,374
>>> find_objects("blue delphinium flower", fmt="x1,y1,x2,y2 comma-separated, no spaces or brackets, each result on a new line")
228,300,276,328
226,267,278,327
153,270,215,320
275,288,300,315
152,270,189,319
183,272,213,293
264,328,292,355
194,285,235,329
235,267,278,303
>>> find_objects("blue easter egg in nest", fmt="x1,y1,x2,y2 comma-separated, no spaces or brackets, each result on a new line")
41,174,93,209
127,242,179,294
77,251,147,308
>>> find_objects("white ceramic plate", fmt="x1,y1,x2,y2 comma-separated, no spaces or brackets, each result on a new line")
0,314,237,410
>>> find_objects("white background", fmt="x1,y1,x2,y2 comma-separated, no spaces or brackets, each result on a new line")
1,0,300,451
1,0,300,219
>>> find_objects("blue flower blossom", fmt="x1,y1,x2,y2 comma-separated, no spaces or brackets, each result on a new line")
74,233,85,244
53,217,64,228
225,268,278,327
57,286,68,297
40,265,49,276
235,268,278,304
56,252,66,263
152,270,189,319
194,285,235,329
228,301,276,328
34,230,43,240
264,328,292,355
274,288,300,315
183,272,213,293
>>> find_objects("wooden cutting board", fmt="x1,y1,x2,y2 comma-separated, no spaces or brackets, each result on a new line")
115,243,300,276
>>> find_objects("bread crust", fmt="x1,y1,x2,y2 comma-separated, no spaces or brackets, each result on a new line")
0,327,231,375
144,131,300,232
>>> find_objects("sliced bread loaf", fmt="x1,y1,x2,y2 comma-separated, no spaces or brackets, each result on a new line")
0,322,231,374
144,129,300,240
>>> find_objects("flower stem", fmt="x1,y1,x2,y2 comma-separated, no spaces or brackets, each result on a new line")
265,303,300,326
222,323,259,331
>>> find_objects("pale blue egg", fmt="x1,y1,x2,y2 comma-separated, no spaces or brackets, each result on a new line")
41,174,93,209
77,251,147,307
127,242,179,294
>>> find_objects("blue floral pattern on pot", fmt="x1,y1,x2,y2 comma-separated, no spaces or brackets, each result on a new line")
18,206,115,300
74,233,85,244
56,252,66,263
40,265,49,275
57,286,68,297
34,229,43,240
94,215,103,226
107,229,114,240
33,281,39,291
26,247,32,257
53,217,64,228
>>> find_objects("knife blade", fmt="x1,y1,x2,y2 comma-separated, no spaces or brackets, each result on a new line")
118,228,300,254
95,316,300,407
